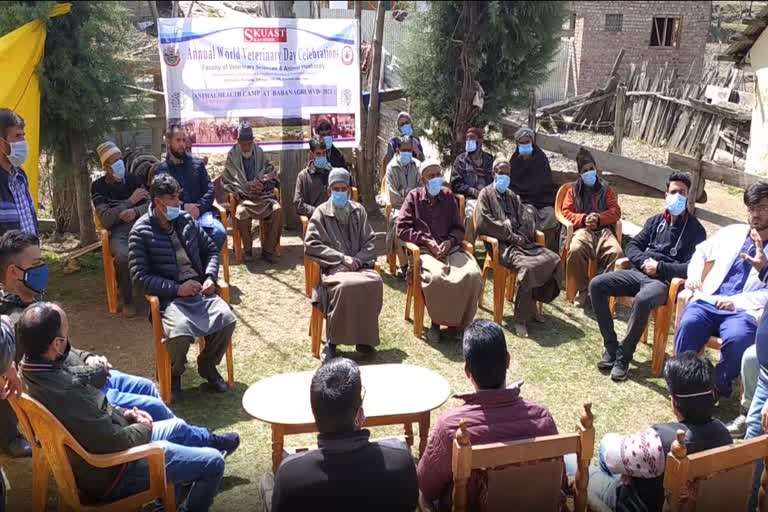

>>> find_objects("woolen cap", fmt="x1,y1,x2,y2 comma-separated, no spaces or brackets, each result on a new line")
576,147,596,171
328,167,350,186
96,141,121,165
238,122,254,141
493,154,510,172
514,127,535,142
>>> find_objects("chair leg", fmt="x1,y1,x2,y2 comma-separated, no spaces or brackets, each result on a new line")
479,259,491,308
303,255,311,298
414,291,425,337
405,285,413,322
387,253,397,275
505,271,517,303
233,218,243,264
226,340,234,388
156,342,172,404
493,265,507,325
221,243,230,284
608,296,617,318
31,448,48,512
565,270,578,303
651,308,673,376
311,307,323,358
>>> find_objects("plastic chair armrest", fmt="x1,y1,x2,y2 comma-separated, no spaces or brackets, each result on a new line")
77,442,166,469
461,241,474,255
615,257,631,271
534,230,545,246
478,234,500,262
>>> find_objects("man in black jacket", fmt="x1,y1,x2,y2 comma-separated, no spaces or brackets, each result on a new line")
261,358,418,512
590,172,707,381
129,174,236,401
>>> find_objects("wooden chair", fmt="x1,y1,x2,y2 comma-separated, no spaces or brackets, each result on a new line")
306,258,381,358
674,261,722,353
300,187,359,298
380,171,399,275
145,280,234,404
93,212,119,315
450,403,594,512
224,183,282,264
663,429,768,512
555,184,623,303
404,240,475,337
475,207,546,324
608,257,685,376
9,394,175,512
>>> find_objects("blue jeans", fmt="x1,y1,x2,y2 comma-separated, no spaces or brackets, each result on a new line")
105,419,223,512
202,218,226,250
567,437,620,510
745,308,768,509
674,300,757,397
101,370,174,421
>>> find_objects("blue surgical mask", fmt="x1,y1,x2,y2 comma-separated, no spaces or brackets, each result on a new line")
495,175,511,194
331,190,348,208
399,151,412,165
400,124,413,136
314,156,328,169
17,263,49,294
1,139,28,167
427,177,443,197
465,139,477,154
581,169,597,187
518,143,533,156
110,160,126,180
165,205,181,221
323,135,333,149
665,193,688,216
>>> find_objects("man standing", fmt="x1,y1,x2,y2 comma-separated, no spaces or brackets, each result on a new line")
155,124,226,249
304,168,383,362
129,175,237,401
314,117,347,169
675,182,768,399
590,172,706,381
294,138,333,219
91,142,150,317
397,160,483,343
385,136,421,278
451,127,494,242
561,147,623,306
222,122,282,263
0,109,37,236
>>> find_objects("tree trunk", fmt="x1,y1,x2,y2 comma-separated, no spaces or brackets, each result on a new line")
51,146,79,235
360,1,385,210
451,2,483,162
69,135,96,246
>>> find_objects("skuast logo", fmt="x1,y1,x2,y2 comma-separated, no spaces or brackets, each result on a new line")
243,27,287,43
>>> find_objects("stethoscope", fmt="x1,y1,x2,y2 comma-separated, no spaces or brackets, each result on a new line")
654,215,688,257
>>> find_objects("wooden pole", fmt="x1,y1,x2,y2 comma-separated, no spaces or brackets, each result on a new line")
148,0,160,21
688,142,706,214
613,85,626,155
609,48,626,78
361,1,385,209
527,90,536,141
355,1,366,195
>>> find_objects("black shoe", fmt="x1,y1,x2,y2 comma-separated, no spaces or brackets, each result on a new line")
321,343,337,364
122,303,137,319
210,432,240,456
7,435,32,458
355,344,375,356
425,325,441,344
597,350,616,370
171,376,183,402
395,265,408,279
611,358,630,381
203,371,228,393
262,251,278,264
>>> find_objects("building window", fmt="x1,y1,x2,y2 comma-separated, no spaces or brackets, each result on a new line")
605,14,623,32
650,16,682,47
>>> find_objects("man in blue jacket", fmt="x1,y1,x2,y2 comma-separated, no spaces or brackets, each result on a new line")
590,172,706,381
154,125,226,249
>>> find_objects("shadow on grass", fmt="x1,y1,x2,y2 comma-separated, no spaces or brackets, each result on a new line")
220,475,252,492
523,314,586,347
171,381,252,431
340,347,410,365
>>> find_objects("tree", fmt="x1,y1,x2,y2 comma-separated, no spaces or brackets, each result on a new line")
0,1,141,244
402,1,565,161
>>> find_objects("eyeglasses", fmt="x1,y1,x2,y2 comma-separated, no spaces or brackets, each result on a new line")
748,205,768,216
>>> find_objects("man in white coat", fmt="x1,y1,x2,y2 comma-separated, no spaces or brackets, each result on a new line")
675,182,768,399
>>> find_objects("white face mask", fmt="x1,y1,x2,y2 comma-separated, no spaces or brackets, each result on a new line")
0,138,28,167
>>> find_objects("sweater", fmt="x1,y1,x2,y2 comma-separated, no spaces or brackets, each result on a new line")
90,174,149,234
561,177,621,229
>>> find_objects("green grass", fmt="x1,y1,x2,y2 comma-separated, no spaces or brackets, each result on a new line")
24,231,740,510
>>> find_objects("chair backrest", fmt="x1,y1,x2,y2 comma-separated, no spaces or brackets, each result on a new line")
663,430,768,512
352,186,360,202
452,403,594,512
93,209,106,232
554,184,569,227
212,175,227,205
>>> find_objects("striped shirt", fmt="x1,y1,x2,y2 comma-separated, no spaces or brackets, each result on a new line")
0,167,37,235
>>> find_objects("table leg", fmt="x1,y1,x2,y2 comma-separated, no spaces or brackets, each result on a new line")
271,424,285,474
404,422,414,448
418,412,430,457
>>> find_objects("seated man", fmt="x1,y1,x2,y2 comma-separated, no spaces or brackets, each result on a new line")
129,174,237,401
561,147,623,306
0,229,174,421
262,358,418,511
508,127,559,251
380,111,425,180
314,117,347,169
417,320,558,511
222,122,283,263
476,156,560,337
587,351,731,511
294,138,332,220
674,182,768,398
154,124,226,249
590,172,706,381
18,302,239,512
450,127,493,242
304,168,383,361
0,317,19,510
91,141,150,317
397,160,483,343
385,135,421,278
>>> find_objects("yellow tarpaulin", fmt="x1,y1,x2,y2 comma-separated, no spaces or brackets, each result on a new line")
0,3,72,206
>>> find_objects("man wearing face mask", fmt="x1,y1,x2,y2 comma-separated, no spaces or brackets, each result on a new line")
294,138,334,219
91,142,150,317
381,112,425,182
397,160,483,343
129,175,237,401
304,168,382,362
154,124,226,250
262,358,418,511
451,127,494,242
0,109,37,237
561,147,623,306
314,117,347,169
222,122,282,263
385,136,422,278
476,156,561,337
589,172,706,381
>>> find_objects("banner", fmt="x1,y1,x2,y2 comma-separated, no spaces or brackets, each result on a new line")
158,17,360,152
